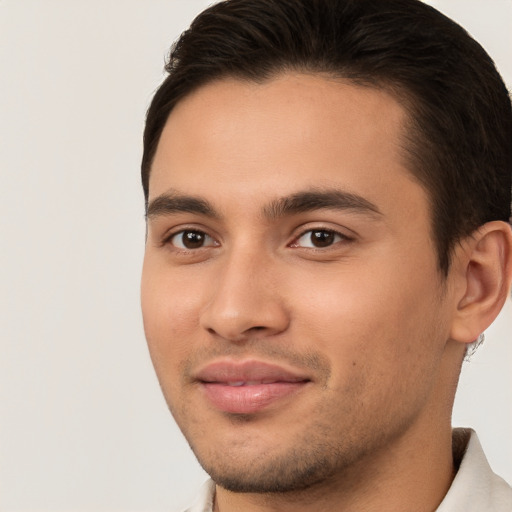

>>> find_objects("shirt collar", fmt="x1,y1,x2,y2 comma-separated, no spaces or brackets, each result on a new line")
436,428,512,511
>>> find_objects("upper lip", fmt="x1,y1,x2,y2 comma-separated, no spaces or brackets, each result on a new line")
194,359,311,385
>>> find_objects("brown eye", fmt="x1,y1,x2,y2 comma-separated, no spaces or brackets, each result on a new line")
294,229,344,248
310,230,335,247
170,230,216,249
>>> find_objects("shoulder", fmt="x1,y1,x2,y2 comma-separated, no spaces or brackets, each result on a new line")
437,429,512,511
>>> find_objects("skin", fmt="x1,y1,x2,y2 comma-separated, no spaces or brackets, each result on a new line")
141,73,510,511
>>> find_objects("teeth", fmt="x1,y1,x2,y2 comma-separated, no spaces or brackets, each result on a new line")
226,380,278,386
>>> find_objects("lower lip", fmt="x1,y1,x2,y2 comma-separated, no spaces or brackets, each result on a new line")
201,382,308,414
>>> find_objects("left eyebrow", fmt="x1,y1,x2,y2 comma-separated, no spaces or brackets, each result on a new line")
263,189,382,219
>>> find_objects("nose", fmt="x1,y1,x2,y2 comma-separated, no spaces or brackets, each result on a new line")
199,249,290,342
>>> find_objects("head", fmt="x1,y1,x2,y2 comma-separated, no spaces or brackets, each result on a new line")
142,0,512,275
140,0,512,503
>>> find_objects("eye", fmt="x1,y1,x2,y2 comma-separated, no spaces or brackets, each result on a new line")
169,230,218,250
292,229,346,248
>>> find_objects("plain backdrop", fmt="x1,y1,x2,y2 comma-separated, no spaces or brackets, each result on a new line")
0,1,511,511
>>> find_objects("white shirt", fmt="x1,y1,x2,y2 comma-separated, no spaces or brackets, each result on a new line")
437,429,512,511
183,429,512,512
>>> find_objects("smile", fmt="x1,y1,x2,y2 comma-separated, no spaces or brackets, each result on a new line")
195,360,311,414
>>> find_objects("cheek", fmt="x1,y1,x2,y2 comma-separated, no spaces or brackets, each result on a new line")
288,262,409,334
141,260,201,374
288,260,445,376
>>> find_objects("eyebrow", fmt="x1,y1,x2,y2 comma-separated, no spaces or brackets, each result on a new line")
146,192,219,219
146,188,382,221
263,189,382,219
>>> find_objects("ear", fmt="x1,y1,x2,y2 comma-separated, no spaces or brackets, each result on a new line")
449,221,512,344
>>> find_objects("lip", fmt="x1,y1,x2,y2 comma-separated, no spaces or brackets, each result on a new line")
195,360,311,414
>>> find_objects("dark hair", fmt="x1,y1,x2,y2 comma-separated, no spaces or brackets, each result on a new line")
141,0,512,274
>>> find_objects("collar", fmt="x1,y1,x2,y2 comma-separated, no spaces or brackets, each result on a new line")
436,428,512,511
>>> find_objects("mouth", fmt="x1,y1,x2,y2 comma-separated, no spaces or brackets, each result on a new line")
195,360,311,414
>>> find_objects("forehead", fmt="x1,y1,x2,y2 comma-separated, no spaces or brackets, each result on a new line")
149,73,424,222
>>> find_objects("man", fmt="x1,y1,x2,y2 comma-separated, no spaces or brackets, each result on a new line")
140,0,512,510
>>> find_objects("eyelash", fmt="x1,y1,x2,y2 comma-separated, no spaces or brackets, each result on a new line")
290,228,351,249
163,227,351,251
163,229,218,251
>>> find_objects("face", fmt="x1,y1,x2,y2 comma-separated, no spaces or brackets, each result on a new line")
141,74,457,493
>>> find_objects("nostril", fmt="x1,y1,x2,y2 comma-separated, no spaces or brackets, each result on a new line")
206,325,267,339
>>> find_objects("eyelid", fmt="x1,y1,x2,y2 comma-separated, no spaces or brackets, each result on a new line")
173,231,217,249
289,226,355,249
157,223,354,251
160,225,220,249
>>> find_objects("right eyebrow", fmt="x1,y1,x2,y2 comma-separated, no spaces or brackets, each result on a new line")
145,192,219,220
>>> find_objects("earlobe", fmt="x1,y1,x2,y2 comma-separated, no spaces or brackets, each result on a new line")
449,221,512,344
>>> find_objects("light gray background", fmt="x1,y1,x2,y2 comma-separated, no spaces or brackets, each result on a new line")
0,1,510,511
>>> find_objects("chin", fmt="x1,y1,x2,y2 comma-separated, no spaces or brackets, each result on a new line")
192,437,346,494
